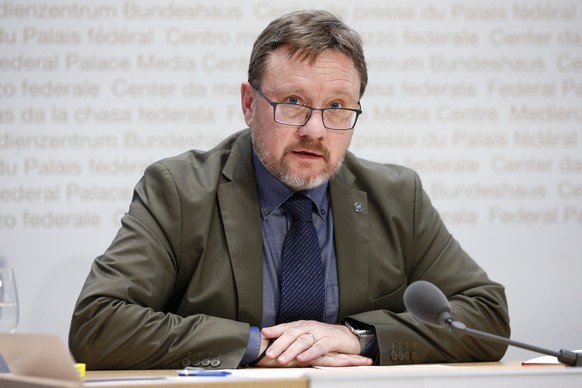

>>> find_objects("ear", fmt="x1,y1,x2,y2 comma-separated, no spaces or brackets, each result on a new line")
240,81,255,127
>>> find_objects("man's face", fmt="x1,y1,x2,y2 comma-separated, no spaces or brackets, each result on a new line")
241,46,361,191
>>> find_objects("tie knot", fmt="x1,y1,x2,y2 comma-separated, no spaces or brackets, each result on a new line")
284,193,313,223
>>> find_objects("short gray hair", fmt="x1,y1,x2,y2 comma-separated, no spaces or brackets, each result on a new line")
248,10,368,97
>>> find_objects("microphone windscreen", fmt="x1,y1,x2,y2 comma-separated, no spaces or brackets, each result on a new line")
403,280,451,326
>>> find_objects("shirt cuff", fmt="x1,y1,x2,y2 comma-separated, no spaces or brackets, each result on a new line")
240,326,261,366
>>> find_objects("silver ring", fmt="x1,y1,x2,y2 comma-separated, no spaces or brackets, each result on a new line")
305,332,316,345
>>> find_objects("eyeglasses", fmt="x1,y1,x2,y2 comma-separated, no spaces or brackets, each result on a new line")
253,85,362,131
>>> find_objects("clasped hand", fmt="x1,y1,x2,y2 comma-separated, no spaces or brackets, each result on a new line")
256,320,373,367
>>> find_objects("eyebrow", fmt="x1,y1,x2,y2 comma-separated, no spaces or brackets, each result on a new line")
268,86,357,103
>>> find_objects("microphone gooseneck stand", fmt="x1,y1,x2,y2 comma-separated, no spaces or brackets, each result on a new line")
445,318,582,367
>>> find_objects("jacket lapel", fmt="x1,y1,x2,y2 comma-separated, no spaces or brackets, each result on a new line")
330,166,372,320
217,131,264,327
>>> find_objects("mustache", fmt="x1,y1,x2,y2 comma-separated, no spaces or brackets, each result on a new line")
283,139,330,162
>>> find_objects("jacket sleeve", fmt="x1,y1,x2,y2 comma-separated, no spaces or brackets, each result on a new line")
69,161,249,370
346,170,510,365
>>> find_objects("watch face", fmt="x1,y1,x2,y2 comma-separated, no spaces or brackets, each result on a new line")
346,322,373,337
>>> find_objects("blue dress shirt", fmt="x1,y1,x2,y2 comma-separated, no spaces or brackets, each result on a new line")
240,151,339,365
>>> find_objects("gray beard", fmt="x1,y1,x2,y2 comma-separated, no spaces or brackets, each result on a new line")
251,131,343,191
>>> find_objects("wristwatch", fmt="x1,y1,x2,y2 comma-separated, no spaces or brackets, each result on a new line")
344,320,375,353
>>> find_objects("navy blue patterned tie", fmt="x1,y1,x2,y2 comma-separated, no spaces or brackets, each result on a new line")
277,193,325,323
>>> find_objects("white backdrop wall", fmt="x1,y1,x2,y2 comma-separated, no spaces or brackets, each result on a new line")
1,0,581,362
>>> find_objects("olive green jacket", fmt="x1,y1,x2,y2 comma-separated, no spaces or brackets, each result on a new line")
69,129,509,369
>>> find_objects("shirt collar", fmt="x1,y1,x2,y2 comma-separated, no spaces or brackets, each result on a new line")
252,150,329,220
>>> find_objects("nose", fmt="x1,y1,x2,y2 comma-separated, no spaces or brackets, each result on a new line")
297,110,326,139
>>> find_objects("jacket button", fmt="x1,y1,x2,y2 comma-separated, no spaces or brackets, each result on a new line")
210,359,221,368
180,358,191,367
411,351,418,361
201,359,211,367
398,351,406,361
191,359,201,367
391,350,399,361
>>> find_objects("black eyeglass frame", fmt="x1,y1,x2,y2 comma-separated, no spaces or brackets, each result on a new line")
253,85,362,131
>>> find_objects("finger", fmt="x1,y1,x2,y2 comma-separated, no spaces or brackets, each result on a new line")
296,339,328,363
263,334,295,360
276,333,318,365
258,357,304,368
262,320,315,339
263,323,312,359
256,356,285,368
261,323,290,338
260,352,373,368
309,353,373,367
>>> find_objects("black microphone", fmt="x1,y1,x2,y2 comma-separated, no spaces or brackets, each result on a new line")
403,280,582,367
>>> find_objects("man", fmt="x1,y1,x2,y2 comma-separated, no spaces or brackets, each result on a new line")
69,10,509,369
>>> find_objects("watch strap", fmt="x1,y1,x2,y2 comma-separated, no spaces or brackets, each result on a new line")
344,320,375,353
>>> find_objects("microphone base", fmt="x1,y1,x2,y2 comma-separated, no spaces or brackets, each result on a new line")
559,350,582,367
